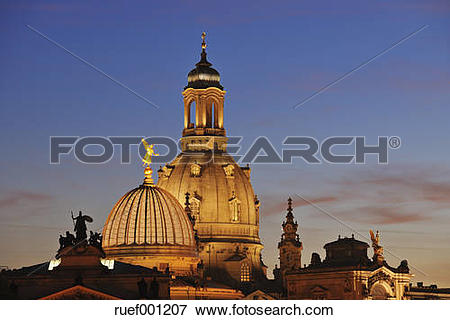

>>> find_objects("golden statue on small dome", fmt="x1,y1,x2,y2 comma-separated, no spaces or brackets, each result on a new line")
142,139,159,185
142,139,159,167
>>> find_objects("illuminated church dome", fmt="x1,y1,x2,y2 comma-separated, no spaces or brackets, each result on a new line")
102,167,200,275
157,33,266,284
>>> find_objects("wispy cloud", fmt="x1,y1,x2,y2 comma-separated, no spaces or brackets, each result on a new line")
260,194,338,217
260,165,450,226
340,205,431,225
0,191,53,209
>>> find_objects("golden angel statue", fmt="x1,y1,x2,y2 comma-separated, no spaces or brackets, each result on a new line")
141,139,159,167
369,229,383,258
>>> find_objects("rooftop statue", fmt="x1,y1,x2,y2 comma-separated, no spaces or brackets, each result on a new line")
141,139,159,167
370,229,384,261
58,231,76,251
141,139,159,185
72,210,93,242
89,231,102,249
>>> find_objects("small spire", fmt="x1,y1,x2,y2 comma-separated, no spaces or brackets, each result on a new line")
196,32,212,67
201,32,207,50
287,197,293,213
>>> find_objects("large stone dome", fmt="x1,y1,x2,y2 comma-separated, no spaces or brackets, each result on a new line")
157,151,260,243
102,168,199,275
157,148,265,282
154,33,266,283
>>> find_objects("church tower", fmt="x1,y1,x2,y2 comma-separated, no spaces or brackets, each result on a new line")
157,33,265,285
179,32,228,155
278,198,303,280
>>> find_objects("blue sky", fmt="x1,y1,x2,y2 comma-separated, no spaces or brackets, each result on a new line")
0,0,449,285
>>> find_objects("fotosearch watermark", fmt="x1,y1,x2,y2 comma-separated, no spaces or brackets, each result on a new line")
49,136,401,165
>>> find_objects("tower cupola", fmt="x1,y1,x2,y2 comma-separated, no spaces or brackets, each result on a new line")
182,33,226,142
186,32,223,90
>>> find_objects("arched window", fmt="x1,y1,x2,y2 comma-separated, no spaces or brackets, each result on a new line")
205,98,219,128
188,100,196,128
212,101,218,128
371,283,389,300
240,263,251,282
211,102,215,128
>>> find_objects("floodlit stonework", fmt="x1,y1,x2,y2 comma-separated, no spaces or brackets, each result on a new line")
278,201,413,300
2,33,436,301
102,171,200,275
156,35,265,284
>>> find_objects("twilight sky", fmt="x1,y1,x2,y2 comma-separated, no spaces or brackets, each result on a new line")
0,0,449,285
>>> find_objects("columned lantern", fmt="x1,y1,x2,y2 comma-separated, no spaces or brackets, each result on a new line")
182,32,226,140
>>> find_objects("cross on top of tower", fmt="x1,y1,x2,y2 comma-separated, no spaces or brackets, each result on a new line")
201,32,206,50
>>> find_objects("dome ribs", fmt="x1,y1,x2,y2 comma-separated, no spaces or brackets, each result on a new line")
116,189,139,246
154,188,169,245
103,189,132,247
126,188,143,245
143,187,149,244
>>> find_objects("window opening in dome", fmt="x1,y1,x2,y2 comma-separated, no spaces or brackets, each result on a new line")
240,263,251,282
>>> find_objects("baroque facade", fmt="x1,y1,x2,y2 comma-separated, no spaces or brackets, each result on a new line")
1,34,435,300
275,199,413,300
155,34,266,285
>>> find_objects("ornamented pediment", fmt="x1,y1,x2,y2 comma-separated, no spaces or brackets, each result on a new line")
310,285,328,300
368,270,395,290
190,162,202,177
40,285,120,300
243,290,276,300
159,165,174,179
310,285,328,293
223,164,234,177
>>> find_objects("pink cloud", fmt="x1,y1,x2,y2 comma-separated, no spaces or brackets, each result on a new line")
260,194,338,216
260,165,450,226
338,205,431,225
0,191,53,209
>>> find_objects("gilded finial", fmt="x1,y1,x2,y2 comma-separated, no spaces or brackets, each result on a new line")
201,32,206,50
141,139,159,186
143,167,154,185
